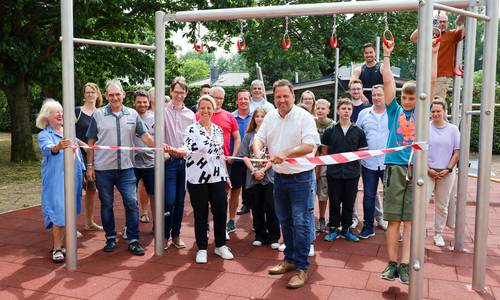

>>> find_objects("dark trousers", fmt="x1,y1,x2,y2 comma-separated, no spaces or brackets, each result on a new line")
248,183,280,243
327,176,359,230
361,166,384,230
164,158,186,240
187,181,227,250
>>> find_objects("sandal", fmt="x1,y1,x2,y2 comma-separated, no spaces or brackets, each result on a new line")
84,223,103,231
140,213,150,223
51,249,65,263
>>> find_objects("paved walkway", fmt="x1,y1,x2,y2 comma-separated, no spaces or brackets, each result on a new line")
1,178,500,299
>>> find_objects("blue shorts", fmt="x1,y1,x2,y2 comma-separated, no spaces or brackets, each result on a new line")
134,168,155,196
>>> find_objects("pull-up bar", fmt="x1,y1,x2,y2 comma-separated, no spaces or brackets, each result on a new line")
170,0,470,22
434,3,490,20
60,37,156,51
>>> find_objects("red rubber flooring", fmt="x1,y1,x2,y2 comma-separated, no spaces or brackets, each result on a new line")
1,177,500,299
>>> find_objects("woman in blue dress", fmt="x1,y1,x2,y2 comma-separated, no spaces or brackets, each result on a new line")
36,99,84,263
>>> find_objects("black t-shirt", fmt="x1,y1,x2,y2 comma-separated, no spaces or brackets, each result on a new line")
359,62,384,104
321,123,368,179
75,107,93,143
352,103,371,123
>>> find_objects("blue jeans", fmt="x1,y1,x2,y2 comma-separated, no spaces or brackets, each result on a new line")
95,168,139,243
361,166,385,230
164,158,186,240
274,170,315,271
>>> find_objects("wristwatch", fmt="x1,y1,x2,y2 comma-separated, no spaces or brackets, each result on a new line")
447,167,453,173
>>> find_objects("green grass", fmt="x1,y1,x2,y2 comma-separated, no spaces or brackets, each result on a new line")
0,132,42,213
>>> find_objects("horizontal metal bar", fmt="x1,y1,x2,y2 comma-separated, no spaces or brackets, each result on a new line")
465,110,481,115
60,37,156,51
434,3,490,21
172,0,470,22
460,103,500,108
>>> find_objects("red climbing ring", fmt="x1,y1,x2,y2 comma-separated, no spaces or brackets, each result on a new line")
383,29,394,48
237,37,246,52
454,64,464,76
193,39,204,52
330,35,338,49
281,33,292,50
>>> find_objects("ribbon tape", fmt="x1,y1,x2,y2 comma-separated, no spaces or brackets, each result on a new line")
72,142,428,167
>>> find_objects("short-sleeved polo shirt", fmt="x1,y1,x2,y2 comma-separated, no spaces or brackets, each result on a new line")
87,104,147,171
321,123,368,179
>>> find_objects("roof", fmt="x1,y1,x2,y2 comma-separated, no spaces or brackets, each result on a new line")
190,72,249,87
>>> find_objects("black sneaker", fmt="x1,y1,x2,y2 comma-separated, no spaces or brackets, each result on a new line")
398,263,409,284
128,241,145,256
103,239,116,252
381,261,398,281
237,205,250,215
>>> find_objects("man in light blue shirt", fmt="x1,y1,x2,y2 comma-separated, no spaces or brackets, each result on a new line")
249,79,275,113
356,84,389,239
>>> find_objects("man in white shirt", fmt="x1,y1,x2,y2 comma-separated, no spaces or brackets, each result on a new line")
253,79,320,289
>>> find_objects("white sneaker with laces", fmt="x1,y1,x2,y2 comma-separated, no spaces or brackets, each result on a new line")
376,219,388,231
308,244,315,257
278,244,286,252
215,245,234,260
270,242,280,250
433,234,445,247
196,250,208,264
252,240,263,247
350,217,359,229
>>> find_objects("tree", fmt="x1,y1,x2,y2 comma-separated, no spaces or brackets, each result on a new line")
178,59,210,82
0,1,191,162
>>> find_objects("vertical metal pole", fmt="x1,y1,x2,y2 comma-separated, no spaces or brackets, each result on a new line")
446,35,464,231
154,11,166,256
376,36,381,63
454,7,477,252
255,63,267,100
472,0,498,292
409,0,433,298
333,47,339,121
61,0,77,270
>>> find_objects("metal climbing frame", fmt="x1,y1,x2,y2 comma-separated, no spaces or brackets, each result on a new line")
61,0,498,298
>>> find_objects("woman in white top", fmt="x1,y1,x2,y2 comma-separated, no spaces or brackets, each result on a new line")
426,98,460,247
165,95,233,264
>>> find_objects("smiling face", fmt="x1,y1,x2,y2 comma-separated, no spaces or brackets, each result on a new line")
237,91,250,111
47,107,63,128
133,95,149,115
254,111,265,127
211,90,224,111
371,86,385,108
198,99,214,123
363,46,376,64
431,103,446,123
349,82,363,101
437,14,449,32
315,103,330,119
273,85,295,117
300,92,315,112
105,84,124,111
84,86,97,104
170,83,187,105
401,92,417,111
251,83,264,101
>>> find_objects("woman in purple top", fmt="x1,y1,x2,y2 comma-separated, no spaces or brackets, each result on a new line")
426,98,460,247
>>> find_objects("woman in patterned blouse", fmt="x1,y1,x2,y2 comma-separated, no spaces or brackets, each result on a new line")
165,95,234,264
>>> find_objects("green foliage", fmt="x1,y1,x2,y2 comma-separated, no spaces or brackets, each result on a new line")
178,59,210,82
185,86,242,112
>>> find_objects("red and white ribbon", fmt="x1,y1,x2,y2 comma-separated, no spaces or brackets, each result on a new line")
73,142,428,167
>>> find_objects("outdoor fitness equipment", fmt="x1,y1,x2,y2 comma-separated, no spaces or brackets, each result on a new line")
383,12,394,48
236,21,247,52
330,14,338,49
282,16,292,50
193,22,204,52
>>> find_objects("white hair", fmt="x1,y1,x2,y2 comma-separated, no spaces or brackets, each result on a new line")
36,99,62,129
197,95,217,110
105,79,124,93
209,86,225,97
251,79,264,89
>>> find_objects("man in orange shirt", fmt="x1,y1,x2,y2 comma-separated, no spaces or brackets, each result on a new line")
410,13,465,99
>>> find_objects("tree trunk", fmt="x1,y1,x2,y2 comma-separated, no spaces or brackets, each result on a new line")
4,76,37,162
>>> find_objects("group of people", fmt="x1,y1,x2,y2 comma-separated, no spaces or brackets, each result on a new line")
37,11,463,289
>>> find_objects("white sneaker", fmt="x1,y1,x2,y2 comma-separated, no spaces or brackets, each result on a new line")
376,219,388,231
196,250,208,264
215,245,234,260
225,231,230,241
433,234,445,247
308,244,315,257
350,218,359,229
278,244,286,252
252,240,263,247
270,242,280,250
